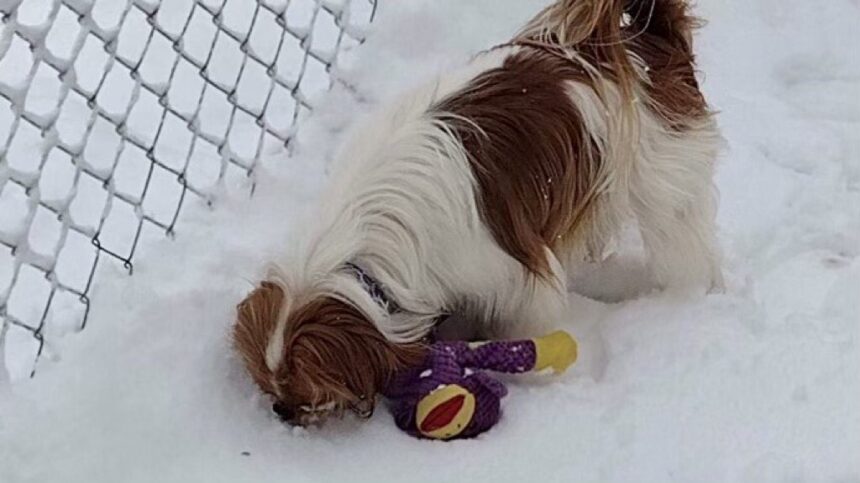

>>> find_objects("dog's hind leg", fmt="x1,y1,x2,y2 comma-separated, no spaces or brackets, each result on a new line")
628,116,724,291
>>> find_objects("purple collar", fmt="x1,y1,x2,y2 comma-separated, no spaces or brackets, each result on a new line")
344,262,450,336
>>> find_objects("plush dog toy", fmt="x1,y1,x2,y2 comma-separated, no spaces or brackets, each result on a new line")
383,330,578,440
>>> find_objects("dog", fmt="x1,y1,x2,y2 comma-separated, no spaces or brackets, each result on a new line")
234,0,722,425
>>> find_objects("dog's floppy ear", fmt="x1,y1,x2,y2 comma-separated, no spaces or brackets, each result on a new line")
233,281,286,394
237,282,283,323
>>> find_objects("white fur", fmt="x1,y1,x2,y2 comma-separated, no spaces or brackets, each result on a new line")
263,44,722,360
268,49,535,343
562,76,724,291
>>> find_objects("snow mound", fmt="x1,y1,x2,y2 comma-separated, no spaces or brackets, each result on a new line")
1,1,858,482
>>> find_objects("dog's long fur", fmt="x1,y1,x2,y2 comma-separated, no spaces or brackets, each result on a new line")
234,0,722,425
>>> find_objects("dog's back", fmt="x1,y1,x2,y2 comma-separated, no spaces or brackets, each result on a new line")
317,0,722,339
427,0,721,291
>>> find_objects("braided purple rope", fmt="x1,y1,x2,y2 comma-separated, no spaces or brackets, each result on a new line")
383,339,538,439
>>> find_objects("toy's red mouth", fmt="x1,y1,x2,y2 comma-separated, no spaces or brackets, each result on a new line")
419,394,466,433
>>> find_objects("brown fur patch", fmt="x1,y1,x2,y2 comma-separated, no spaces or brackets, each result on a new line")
434,50,602,278
233,281,283,395
515,0,708,124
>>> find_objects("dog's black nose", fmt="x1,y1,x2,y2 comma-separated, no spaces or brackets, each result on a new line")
272,402,295,422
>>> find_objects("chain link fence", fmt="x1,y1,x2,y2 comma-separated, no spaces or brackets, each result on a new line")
0,0,376,381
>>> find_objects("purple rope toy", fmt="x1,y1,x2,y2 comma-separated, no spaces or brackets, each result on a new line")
383,331,578,440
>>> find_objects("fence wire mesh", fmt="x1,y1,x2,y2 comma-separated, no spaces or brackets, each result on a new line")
0,0,375,380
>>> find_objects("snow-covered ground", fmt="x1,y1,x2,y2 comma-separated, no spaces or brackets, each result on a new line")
2,0,859,482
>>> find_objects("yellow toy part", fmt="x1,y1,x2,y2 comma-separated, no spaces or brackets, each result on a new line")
533,330,578,373
415,384,476,440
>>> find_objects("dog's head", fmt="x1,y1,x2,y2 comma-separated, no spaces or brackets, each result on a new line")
233,281,425,425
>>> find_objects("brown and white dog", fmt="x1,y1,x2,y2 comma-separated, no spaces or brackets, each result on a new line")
234,0,722,425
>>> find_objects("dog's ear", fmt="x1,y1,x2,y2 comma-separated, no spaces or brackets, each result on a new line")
237,282,284,323
233,281,286,394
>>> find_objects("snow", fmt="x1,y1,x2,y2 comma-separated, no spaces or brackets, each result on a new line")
1,0,859,482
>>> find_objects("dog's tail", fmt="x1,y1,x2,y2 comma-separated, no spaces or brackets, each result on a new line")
517,0,699,93
622,0,701,57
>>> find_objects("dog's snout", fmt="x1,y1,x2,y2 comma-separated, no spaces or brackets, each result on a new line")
272,402,295,422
